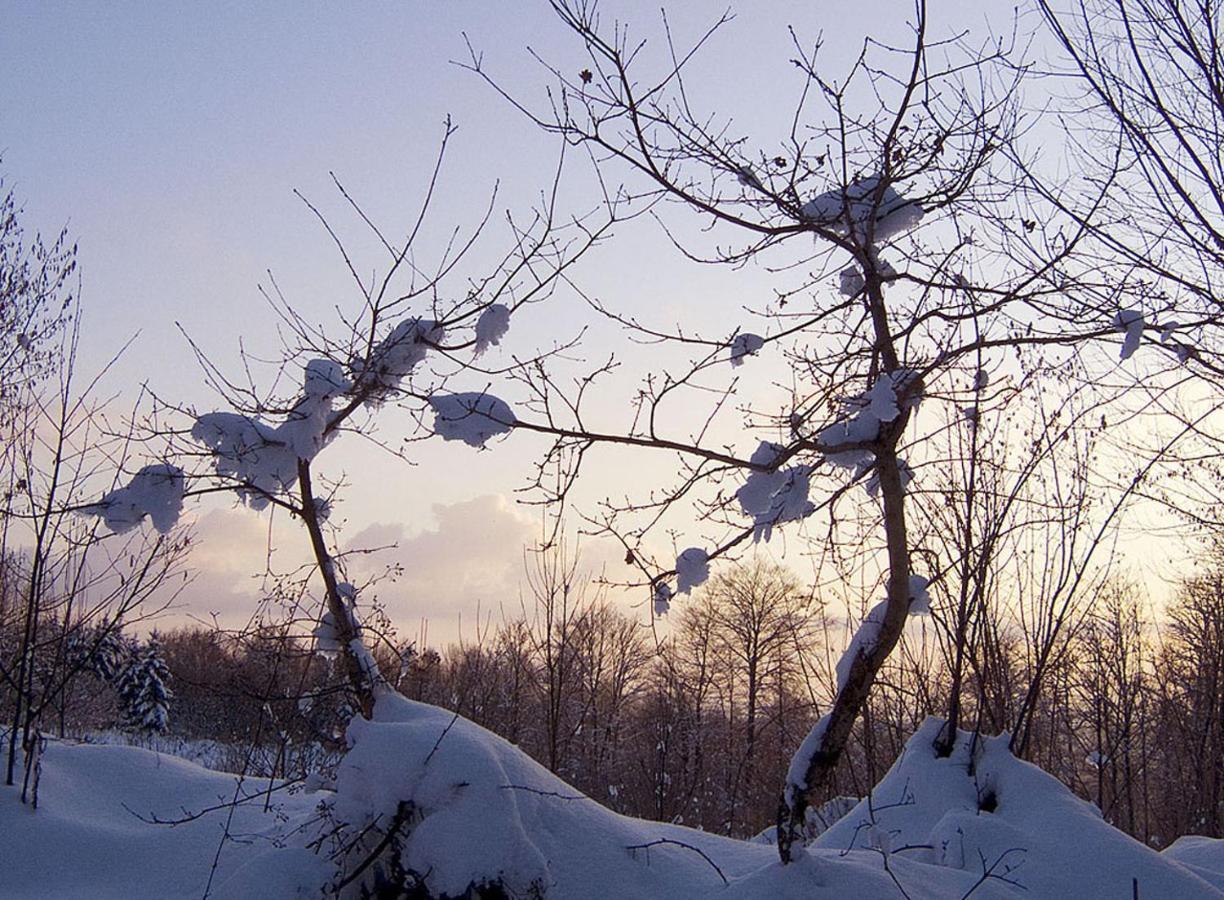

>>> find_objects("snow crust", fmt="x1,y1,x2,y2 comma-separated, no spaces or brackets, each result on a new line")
321,696,994,898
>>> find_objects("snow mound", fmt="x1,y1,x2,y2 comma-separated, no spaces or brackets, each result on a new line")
813,717,1224,898
1166,837,1224,889
8,705,1224,898
317,694,1000,898
0,737,326,899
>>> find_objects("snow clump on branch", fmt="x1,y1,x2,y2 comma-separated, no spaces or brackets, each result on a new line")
835,600,888,693
817,370,922,473
474,304,511,355
751,465,816,543
352,317,444,402
312,582,359,658
191,357,351,510
784,714,829,809
729,332,764,367
675,548,709,595
908,574,932,615
839,266,865,297
85,463,185,534
1113,308,1144,361
429,392,516,448
735,442,817,542
736,441,788,514
303,358,352,399
801,176,925,244
652,580,672,616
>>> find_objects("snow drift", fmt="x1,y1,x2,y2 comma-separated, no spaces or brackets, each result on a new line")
6,704,1224,898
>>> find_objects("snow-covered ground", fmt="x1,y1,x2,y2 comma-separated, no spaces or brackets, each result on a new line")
4,700,1224,898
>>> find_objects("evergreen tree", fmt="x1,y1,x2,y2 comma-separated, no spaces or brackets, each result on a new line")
115,636,172,734
66,624,126,682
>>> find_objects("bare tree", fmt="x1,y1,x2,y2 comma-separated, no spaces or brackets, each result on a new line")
460,0,1151,861
0,172,193,797
678,559,818,831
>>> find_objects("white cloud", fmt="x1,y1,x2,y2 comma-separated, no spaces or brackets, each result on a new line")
158,495,636,646
340,494,537,643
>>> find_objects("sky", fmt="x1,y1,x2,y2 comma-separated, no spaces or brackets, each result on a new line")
0,1,1104,645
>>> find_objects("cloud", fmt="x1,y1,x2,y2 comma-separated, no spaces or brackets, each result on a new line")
159,508,310,630
340,494,538,644
158,494,636,645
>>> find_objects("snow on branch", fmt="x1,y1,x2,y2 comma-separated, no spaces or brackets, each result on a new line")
784,714,829,809
675,548,710,595
908,574,931,615
750,465,816,543
474,304,511,355
864,458,914,499
429,392,516,448
652,580,673,616
801,176,925,244
313,582,360,657
84,463,185,534
729,332,764,367
733,442,816,543
352,317,445,403
835,600,888,693
1113,308,1144,361
190,357,351,509
816,370,923,484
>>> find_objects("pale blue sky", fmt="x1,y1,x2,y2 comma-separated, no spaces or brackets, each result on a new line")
1,1,1040,640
